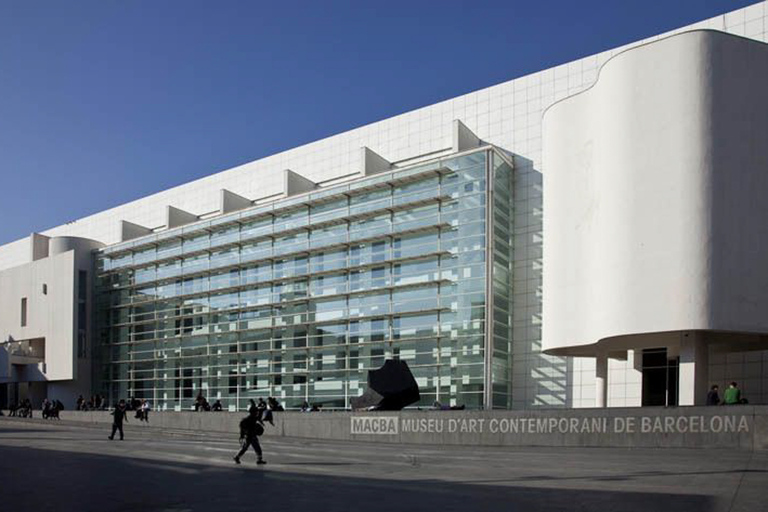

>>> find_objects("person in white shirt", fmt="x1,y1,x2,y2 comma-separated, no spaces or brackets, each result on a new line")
140,400,151,423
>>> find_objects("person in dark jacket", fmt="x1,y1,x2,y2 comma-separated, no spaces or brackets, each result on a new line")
233,410,266,465
267,397,284,411
706,385,720,405
108,400,128,440
52,400,64,419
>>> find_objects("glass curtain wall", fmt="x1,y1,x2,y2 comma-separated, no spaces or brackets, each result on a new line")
490,152,514,408
94,148,513,411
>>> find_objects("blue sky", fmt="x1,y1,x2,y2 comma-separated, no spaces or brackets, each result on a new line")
0,0,755,245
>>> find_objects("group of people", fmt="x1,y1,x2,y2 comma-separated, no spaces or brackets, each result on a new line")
42,398,65,419
300,401,321,412
76,394,107,411
103,395,275,466
128,398,151,422
6,399,34,418
194,393,212,412
194,393,284,413
6,398,62,418
707,381,748,405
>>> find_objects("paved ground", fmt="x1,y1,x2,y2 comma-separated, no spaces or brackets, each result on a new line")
0,417,767,512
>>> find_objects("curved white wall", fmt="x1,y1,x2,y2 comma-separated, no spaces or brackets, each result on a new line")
542,30,768,356
49,236,104,256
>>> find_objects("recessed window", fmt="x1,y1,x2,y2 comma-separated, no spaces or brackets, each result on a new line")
21,297,27,327
78,271,87,299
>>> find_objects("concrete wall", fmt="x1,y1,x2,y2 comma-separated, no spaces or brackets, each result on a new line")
4,406,767,451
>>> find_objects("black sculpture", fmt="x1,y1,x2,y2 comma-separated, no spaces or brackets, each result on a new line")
351,359,420,411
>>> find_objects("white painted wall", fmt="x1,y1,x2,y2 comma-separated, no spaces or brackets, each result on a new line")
542,30,768,355
543,30,768,406
0,237,103,406
0,250,76,380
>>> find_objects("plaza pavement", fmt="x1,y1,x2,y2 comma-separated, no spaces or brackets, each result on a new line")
0,416,766,512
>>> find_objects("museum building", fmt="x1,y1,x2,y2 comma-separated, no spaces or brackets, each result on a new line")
2,2,768,411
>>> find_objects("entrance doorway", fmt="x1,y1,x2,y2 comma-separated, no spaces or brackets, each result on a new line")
641,348,679,406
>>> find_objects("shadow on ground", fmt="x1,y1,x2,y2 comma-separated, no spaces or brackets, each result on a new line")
0,445,716,512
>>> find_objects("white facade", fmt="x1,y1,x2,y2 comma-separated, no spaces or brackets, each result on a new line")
1,1,767,408
542,29,768,406
0,236,103,406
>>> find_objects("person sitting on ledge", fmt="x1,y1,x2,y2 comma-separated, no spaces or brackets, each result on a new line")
723,382,741,405
433,401,450,411
21,399,33,418
267,397,283,411
211,400,223,412
433,401,466,411
53,400,64,419
706,385,720,406
195,392,210,412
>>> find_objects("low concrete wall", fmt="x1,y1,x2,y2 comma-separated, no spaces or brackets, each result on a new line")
3,406,767,450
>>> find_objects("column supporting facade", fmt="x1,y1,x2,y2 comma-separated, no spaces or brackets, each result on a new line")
595,353,608,408
678,331,709,406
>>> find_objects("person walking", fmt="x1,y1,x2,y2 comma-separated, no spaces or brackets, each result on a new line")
108,400,128,440
233,410,266,465
723,382,742,405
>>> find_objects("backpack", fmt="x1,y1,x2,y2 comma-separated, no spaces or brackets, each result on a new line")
240,416,265,437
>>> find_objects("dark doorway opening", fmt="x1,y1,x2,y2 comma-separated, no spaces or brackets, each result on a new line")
641,348,679,406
